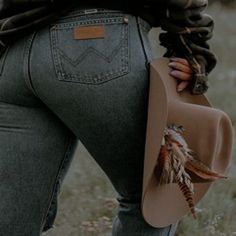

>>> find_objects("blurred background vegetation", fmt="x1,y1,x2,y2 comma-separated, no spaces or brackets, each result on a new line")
209,0,236,5
44,1,236,236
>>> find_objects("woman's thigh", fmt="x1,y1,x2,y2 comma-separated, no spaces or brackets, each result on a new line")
0,101,78,235
0,36,79,236
28,8,154,201
0,37,78,234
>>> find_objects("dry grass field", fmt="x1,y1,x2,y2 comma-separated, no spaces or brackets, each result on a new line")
44,3,236,236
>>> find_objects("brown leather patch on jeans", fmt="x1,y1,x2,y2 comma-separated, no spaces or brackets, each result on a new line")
73,25,105,40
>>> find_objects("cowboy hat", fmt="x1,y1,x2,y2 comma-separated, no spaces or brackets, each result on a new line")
141,57,234,227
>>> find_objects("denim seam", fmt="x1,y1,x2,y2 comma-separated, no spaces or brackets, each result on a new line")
0,45,10,76
136,17,153,68
23,31,40,98
40,136,75,233
136,16,149,70
50,12,126,25
138,18,152,32
167,223,177,236
52,16,125,29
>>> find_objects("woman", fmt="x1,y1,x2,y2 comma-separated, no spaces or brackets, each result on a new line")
0,0,216,235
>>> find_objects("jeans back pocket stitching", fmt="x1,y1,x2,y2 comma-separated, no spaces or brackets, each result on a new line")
57,36,127,67
50,28,62,80
50,16,129,84
53,16,124,29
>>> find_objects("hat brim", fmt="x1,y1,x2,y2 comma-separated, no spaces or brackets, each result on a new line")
141,58,234,227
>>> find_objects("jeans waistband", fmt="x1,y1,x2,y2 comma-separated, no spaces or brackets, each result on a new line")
60,7,124,16
57,6,152,31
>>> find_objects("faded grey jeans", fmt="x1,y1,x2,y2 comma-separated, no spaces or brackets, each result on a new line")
0,6,178,236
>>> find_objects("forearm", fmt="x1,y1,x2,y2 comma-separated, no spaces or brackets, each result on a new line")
143,0,217,94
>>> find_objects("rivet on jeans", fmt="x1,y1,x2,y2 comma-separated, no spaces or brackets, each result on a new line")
123,16,129,24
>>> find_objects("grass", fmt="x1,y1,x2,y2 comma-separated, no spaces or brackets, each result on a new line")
45,3,236,236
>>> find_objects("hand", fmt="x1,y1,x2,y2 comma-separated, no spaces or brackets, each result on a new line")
168,57,194,92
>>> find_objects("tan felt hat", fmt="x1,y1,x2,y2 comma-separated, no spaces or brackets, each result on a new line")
141,57,234,227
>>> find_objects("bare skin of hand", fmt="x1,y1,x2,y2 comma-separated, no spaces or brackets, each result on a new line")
168,57,194,92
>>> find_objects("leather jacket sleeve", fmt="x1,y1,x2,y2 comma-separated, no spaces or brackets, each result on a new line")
144,0,217,95
0,0,69,47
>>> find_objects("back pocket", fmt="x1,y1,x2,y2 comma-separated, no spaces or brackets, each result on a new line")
50,14,130,84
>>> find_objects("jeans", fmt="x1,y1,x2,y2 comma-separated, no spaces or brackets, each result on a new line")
0,6,178,236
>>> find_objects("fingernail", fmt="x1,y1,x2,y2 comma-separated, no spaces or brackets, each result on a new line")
177,87,183,92
168,62,175,67
170,70,177,76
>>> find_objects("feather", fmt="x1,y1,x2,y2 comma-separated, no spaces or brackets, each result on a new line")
172,152,194,193
185,158,227,180
154,145,172,184
176,176,196,219
155,124,227,219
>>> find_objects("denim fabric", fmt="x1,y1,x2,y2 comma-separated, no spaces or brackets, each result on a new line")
0,7,178,236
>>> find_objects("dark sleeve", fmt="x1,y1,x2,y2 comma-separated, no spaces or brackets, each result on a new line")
0,0,52,18
0,0,70,46
157,0,217,95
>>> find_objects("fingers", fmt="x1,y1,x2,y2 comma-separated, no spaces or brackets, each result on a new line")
177,81,190,92
168,57,193,92
168,61,192,75
169,70,192,81
168,57,193,80
169,57,193,81
169,57,189,66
